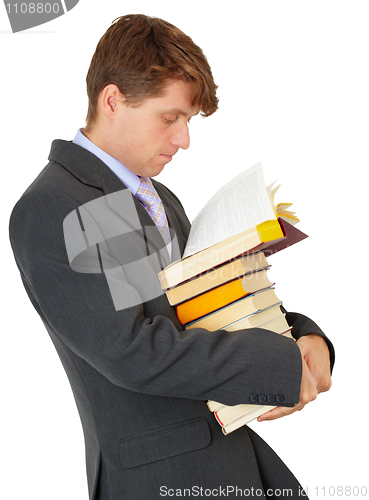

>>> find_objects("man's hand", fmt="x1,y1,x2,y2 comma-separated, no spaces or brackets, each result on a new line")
297,334,332,393
257,357,318,421
258,334,332,422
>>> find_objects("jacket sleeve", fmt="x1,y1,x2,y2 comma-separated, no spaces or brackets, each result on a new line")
10,187,306,408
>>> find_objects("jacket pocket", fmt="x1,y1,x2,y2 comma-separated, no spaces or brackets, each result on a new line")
119,416,211,468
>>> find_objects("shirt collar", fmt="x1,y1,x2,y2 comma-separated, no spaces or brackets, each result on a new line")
73,129,140,195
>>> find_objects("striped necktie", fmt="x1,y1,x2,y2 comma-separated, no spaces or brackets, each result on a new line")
136,177,172,258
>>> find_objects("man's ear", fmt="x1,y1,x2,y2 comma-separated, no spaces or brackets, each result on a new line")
100,84,125,119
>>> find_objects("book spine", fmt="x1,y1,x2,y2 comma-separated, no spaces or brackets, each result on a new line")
221,405,276,435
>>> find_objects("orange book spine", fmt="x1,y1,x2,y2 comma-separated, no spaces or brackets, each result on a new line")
176,277,248,326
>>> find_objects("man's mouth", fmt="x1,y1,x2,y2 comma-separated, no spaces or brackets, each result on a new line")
160,150,178,162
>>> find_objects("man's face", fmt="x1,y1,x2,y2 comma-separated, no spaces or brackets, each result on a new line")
108,79,200,178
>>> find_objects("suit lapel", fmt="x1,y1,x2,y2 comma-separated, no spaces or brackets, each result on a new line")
49,140,173,267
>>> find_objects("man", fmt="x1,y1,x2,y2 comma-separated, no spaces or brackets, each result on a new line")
9,14,334,499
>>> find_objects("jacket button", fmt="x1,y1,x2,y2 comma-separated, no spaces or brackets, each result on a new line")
267,394,276,403
249,393,258,403
258,394,267,403
276,394,285,403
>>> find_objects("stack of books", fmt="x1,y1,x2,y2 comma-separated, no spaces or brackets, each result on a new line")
157,163,307,434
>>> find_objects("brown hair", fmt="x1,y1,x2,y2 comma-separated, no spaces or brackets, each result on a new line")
85,14,218,127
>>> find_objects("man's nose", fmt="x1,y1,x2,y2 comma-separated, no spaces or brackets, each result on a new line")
170,123,190,150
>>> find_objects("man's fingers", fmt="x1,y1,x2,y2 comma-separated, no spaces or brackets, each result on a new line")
258,359,317,422
317,375,332,394
257,403,306,422
297,334,332,394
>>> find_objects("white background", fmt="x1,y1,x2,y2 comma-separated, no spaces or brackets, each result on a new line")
1,1,368,498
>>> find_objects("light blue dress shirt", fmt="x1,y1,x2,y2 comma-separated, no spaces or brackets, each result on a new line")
73,129,140,195
73,129,172,260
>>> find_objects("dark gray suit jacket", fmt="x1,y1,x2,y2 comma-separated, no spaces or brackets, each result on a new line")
9,140,334,499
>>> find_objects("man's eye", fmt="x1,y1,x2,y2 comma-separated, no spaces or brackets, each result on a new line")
163,116,177,124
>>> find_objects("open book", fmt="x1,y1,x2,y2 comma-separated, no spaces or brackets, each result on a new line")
158,163,306,292
183,162,299,258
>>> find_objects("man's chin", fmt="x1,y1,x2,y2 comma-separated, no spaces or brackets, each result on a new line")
143,165,163,178
150,158,172,177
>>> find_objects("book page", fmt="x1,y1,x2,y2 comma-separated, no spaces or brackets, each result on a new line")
183,163,276,257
